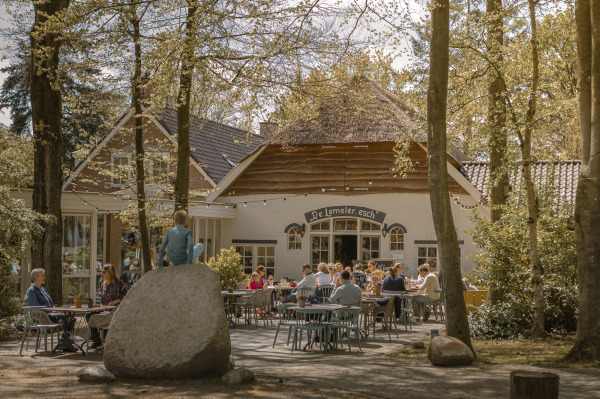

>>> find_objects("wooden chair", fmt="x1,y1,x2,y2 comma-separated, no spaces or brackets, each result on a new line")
86,311,115,354
20,308,60,355
372,299,398,340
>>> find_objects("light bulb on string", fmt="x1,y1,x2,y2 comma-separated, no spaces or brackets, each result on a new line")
263,200,267,205
244,202,247,207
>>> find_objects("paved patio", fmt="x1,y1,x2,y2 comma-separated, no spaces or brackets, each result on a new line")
1,318,599,398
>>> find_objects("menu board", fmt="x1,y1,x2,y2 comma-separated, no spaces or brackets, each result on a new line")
352,259,394,270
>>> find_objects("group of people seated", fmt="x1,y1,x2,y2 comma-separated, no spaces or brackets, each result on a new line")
24,264,127,350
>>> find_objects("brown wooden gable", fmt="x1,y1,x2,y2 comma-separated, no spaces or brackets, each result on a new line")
225,142,469,196
66,115,213,193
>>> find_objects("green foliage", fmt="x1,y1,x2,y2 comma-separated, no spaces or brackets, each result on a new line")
467,183,578,338
207,247,246,291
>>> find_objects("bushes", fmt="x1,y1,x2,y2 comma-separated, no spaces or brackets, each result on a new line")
207,247,246,290
468,187,578,338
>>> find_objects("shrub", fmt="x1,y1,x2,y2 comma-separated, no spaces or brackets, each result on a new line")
207,247,246,290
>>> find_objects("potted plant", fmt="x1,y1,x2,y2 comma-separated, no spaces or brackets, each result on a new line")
87,297,94,308
297,295,308,308
227,286,234,293
74,295,83,308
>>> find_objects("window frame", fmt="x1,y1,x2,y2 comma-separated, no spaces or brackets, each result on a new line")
235,245,276,276
389,227,405,251
111,153,130,187
287,227,302,250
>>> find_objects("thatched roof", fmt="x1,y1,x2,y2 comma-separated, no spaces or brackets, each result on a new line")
269,75,422,145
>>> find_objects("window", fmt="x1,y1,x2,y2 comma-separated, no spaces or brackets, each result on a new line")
417,246,437,269
62,215,91,304
311,236,329,268
361,221,381,231
361,236,380,260
236,245,275,276
310,220,330,231
288,227,302,250
390,227,404,250
334,218,357,231
111,154,130,187
150,153,169,184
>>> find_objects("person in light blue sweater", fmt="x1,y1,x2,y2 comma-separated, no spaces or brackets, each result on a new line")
158,210,194,266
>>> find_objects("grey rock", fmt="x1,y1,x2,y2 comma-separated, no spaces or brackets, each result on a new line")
427,336,474,366
103,264,231,379
411,340,425,349
77,366,116,382
221,368,255,385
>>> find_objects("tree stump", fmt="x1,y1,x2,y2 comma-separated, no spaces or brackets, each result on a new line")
510,370,559,399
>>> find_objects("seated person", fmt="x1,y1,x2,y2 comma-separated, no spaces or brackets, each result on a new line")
87,264,127,349
330,270,362,306
24,268,62,322
366,275,381,293
412,264,441,322
247,272,264,290
315,262,331,286
382,264,406,292
352,264,368,291
327,263,339,285
281,264,316,303
366,260,376,280
255,265,266,286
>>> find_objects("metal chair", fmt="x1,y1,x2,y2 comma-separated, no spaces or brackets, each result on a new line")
272,303,297,348
432,289,445,321
236,291,264,328
20,308,60,355
398,295,413,331
291,308,327,353
318,285,335,302
86,311,115,354
328,308,361,352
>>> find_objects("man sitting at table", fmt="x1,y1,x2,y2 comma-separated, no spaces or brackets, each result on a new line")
281,263,317,303
330,270,362,307
24,268,63,322
412,264,441,322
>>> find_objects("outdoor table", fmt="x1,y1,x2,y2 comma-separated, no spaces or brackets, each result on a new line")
221,290,252,327
42,306,114,355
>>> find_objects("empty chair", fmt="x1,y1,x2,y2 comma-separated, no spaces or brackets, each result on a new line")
328,308,361,352
20,308,60,355
272,303,297,348
371,299,398,340
86,311,115,354
432,289,445,321
398,295,413,331
291,308,327,353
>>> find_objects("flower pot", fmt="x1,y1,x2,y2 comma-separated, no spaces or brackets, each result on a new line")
74,299,83,308
228,288,234,293
87,300,94,308
374,286,382,296
297,299,306,308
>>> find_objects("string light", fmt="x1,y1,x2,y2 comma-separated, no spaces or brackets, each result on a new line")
368,179,372,185
244,202,247,207
345,184,350,191
263,200,267,205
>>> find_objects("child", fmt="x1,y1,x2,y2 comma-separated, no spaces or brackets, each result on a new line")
247,272,263,290
158,210,194,266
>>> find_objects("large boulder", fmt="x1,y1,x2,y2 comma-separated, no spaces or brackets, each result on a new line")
427,336,474,366
103,264,231,379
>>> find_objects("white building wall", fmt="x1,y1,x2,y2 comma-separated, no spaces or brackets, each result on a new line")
219,193,483,281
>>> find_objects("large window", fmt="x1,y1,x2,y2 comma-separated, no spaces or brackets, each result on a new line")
95,214,105,303
288,227,302,250
149,152,169,184
62,215,91,304
334,219,357,231
390,227,404,251
310,220,330,231
417,246,438,269
361,236,380,260
236,245,275,276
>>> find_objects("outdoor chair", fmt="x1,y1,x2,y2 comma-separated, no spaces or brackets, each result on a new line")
431,289,445,321
318,285,335,302
272,303,297,348
328,308,361,352
258,289,274,326
359,302,374,339
291,308,327,353
398,295,413,331
372,299,398,340
20,308,60,355
86,311,115,354
236,291,264,328
236,282,247,290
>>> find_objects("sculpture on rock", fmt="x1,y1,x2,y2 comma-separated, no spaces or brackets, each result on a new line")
103,264,231,378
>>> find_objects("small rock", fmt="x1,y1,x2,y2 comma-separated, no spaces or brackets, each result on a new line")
427,336,474,366
221,368,255,385
229,355,235,370
77,366,116,382
411,340,425,349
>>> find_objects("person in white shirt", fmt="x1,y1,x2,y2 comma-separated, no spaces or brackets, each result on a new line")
327,263,339,285
283,263,316,303
411,264,441,322
315,262,331,286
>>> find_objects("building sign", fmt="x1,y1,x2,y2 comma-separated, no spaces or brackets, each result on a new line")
305,206,386,224
352,259,394,270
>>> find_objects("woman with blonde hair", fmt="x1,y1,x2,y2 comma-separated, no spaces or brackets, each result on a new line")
366,274,381,293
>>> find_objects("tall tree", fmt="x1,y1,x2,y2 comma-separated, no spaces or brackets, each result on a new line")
30,0,71,304
427,0,474,352
567,0,600,362
127,2,153,273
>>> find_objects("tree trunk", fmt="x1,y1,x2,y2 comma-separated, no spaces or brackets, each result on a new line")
486,0,509,304
567,0,600,362
174,1,198,211
30,0,70,305
427,0,474,353
131,14,152,274
523,0,545,339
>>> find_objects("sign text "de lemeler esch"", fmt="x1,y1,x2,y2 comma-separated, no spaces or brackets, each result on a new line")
304,206,386,224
